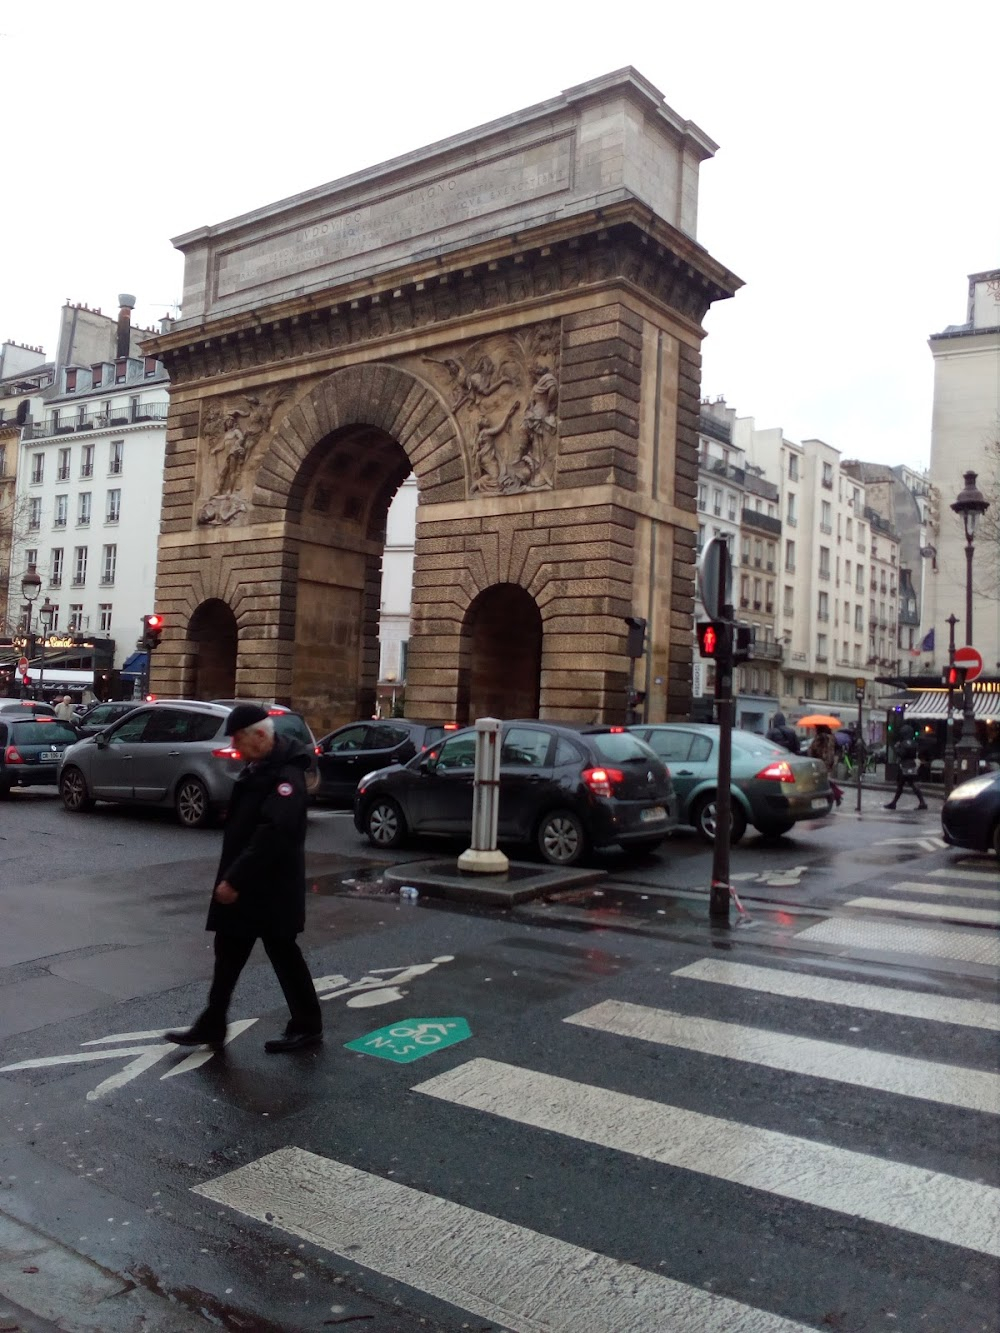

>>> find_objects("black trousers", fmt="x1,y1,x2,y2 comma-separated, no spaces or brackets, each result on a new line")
199,932,322,1036
888,771,926,807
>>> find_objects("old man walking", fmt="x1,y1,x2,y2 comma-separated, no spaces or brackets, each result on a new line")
166,703,322,1054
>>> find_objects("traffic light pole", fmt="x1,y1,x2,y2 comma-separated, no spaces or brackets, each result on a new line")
943,614,958,795
710,611,734,923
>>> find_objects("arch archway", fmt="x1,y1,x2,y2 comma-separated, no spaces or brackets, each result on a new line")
457,584,542,723
187,599,238,700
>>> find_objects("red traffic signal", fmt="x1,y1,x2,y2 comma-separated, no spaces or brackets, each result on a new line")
696,621,720,659
142,613,164,649
943,665,967,688
147,613,163,630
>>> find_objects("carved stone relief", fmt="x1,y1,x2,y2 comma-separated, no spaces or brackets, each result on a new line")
418,322,559,496
197,386,288,526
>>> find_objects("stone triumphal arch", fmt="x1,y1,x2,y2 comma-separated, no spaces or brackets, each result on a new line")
146,69,739,734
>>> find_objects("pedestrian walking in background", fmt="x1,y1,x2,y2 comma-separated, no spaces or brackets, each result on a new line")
166,703,323,1054
884,723,928,811
54,694,75,722
808,723,844,806
766,711,801,754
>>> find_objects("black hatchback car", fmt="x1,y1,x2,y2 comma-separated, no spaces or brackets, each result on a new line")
74,700,140,737
941,771,1000,857
0,715,80,796
317,719,455,802
353,721,676,865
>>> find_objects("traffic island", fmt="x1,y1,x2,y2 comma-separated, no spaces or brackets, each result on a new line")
382,859,605,906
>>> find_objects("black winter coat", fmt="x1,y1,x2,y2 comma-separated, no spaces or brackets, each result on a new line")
206,735,312,937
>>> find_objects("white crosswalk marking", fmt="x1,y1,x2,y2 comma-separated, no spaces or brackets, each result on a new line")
414,1059,1000,1257
845,896,1000,927
883,880,999,901
795,918,1000,966
195,1148,816,1333
564,1000,1000,1113
671,958,1000,1030
929,866,999,882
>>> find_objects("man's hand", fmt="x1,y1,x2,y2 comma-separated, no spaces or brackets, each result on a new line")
214,880,239,905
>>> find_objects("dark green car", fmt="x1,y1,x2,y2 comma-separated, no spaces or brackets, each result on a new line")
629,723,833,843
0,716,80,796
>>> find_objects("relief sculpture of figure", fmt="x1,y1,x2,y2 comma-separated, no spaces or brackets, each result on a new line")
502,363,558,492
198,389,287,527
422,352,514,413
470,401,520,495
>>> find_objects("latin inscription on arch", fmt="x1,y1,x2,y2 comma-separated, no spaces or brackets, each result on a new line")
215,136,573,299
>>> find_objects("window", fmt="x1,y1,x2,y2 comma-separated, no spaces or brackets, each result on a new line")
69,603,84,631
752,577,762,607
818,592,829,621
766,581,774,611
54,494,68,527
48,604,60,631
50,548,63,586
65,368,78,392
101,544,117,585
57,447,71,481
822,461,834,488
92,364,103,388
712,487,722,516
77,405,87,426
740,574,750,605
697,483,707,512
766,542,776,571
99,603,112,633
144,355,158,377
697,523,705,551
783,585,795,615
30,453,44,484
787,453,799,481
786,492,797,526
844,559,851,582
73,546,88,586
754,539,763,567
819,546,831,578
78,492,91,526
115,358,128,385
820,500,832,532
129,395,139,422
0,444,5,475
501,727,552,767
727,495,737,522
784,539,795,572
106,488,121,523
25,548,38,571
80,444,94,478
856,567,864,594
50,410,61,432
28,497,41,530
109,440,124,475
434,733,477,771
740,536,750,565
326,725,371,753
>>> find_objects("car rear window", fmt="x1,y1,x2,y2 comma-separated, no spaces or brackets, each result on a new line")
274,714,313,745
733,732,784,758
9,722,79,745
588,732,656,763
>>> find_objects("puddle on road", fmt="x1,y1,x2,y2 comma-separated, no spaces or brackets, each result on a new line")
310,865,395,898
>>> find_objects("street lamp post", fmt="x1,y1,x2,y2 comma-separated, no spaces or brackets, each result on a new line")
943,613,959,795
19,566,41,699
950,471,990,781
38,597,55,698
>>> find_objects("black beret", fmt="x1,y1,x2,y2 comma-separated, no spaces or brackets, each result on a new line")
225,703,270,735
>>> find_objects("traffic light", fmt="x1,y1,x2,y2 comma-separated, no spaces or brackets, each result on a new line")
142,613,164,650
627,689,646,710
696,621,723,659
733,624,755,665
943,665,967,689
624,616,647,659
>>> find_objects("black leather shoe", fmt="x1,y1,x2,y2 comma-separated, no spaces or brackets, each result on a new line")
264,1032,322,1054
883,803,897,810
165,1027,225,1050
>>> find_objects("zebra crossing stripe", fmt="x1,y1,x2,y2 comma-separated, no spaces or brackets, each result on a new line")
194,1147,815,1333
671,959,1000,1031
845,897,1000,927
564,1000,999,1114
929,867,999,883
414,1059,1000,1258
884,880,1000,902
795,918,1000,967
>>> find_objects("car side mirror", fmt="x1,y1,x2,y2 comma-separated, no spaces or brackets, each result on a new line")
95,733,109,748
419,755,436,773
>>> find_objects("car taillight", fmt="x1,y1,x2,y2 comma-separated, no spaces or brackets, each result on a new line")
5,746,23,765
212,745,242,759
443,722,459,730
756,760,795,783
582,766,625,797
267,708,286,715
609,726,625,733
314,744,322,755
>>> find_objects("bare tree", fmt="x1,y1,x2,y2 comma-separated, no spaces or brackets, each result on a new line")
974,433,1000,597
0,489,34,636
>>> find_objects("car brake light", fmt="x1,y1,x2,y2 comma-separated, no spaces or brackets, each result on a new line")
314,744,322,755
34,716,55,723
609,726,625,733
582,766,625,797
756,760,795,783
5,746,23,765
267,707,285,715
212,745,242,759
444,722,459,730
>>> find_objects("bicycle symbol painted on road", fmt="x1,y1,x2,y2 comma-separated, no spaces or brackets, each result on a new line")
345,1018,472,1064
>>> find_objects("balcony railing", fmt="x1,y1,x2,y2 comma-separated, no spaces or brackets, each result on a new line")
23,401,168,439
741,508,783,537
753,640,784,662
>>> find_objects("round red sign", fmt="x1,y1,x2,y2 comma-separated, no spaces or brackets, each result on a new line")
17,656,29,674
953,646,983,682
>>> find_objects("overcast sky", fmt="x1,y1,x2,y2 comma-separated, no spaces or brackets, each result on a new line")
3,1,997,468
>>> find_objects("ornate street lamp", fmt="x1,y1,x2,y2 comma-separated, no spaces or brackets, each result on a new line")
950,471,990,779
38,597,55,697
19,566,41,699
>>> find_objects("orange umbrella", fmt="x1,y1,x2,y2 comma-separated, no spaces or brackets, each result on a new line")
797,714,842,728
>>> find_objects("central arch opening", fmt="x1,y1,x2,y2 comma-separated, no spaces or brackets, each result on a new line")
187,599,238,700
288,425,412,734
458,583,542,723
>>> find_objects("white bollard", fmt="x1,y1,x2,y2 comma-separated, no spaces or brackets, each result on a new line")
457,717,510,874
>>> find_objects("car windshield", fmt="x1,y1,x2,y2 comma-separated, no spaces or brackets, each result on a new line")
9,722,79,745
589,732,655,763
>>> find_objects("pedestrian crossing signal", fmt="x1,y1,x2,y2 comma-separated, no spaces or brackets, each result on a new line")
696,621,720,658
943,665,967,688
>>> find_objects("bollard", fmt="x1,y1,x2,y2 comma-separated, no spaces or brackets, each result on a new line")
457,717,510,874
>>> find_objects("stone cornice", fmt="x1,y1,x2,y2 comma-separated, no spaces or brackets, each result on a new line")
146,206,741,387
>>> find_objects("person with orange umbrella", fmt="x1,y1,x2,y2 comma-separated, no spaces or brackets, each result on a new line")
807,723,844,807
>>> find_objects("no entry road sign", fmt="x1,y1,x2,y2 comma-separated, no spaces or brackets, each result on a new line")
954,646,983,682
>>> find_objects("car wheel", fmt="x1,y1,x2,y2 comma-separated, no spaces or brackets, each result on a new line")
364,796,406,849
60,766,95,813
692,793,747,845
537,809,588,866
175,777,212,829
757,820,795,839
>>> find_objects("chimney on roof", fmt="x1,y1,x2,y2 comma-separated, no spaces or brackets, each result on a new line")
116,293,136,359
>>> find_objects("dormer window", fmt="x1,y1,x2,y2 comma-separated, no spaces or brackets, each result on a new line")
115,358,128,384
92,364,103,388
65,368,77,392
144,356,158,377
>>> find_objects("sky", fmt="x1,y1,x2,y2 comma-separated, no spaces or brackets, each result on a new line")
2,1,997,469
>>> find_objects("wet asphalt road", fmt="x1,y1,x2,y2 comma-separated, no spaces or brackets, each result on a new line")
1,785,997,1332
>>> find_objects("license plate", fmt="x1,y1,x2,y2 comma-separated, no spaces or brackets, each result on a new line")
640,806,666,822
811,797,830,809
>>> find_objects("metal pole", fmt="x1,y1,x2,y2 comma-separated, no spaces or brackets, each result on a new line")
21,605,33,700
944,614,958,795
626,655,636,726
710,613,734,923
956,542,978,780
855,686,864,813
457,717,509,874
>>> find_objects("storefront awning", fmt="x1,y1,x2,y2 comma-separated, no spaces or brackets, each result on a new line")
25,667,94,687
900,688,1000,721
120,651,148,679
